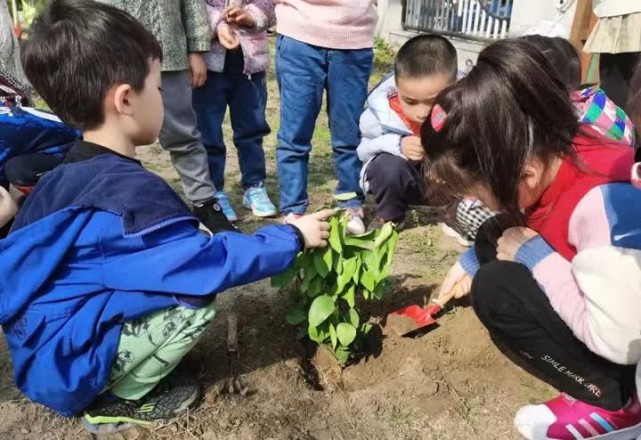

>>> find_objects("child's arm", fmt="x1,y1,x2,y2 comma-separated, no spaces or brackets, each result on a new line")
357,106,405,163
181,0,212,53
101,212,333,299
0,187,17,229
206,2,241,50
205,1,225,38
242,0,276,32
513,184,641,365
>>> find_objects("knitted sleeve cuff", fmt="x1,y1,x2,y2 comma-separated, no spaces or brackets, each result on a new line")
459,248,481,277
244,3,273,32
287,224,306,251
187,39,211,53
514,235,555,271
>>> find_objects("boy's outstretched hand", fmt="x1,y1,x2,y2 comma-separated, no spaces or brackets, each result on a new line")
289,209,336,249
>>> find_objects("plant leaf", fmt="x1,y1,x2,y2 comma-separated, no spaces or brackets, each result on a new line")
313,249,330,278
308,323,322,342
362,289,370,300
333,253,344,274
328,216,342,253
271,265,298,288
374,223,394,248
323,247,333,270
361,323,373,334
360,269,376,292
376,265,391,284
383,231,399,272
336,323,357,346
286,307,307,325
334,347,350,365
352,256,361,285
362,250,378,272
343,233,376,250
372,280,388,300
308,295,336,327
342,257,358,283
342,285,356,308
335,257,357,295
329,323,338,349
348,308,360,328
303,255,318,279
307,276,324,298
300,272,315,292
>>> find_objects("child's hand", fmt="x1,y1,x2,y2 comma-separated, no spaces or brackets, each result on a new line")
497,227,538,261
438,261,471,301
217,22,240,50
401,136,425,162
0,186,18,229
188,53,207,88
223,6,256,28
289,209,336,249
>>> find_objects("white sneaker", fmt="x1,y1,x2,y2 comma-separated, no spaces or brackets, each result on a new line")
440,222,474,247
346,207,366,236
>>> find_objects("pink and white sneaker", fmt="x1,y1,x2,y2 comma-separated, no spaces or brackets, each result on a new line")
514,393,641,440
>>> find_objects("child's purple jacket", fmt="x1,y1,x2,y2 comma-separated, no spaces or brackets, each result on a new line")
204,0,275,75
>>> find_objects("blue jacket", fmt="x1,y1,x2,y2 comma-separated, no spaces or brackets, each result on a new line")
0,153,301,416
0,106,78,182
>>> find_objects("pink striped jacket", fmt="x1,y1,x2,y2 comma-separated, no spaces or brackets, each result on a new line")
204,0,275,75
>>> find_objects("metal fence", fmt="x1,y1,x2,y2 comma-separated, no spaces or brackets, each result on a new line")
402,0,513,41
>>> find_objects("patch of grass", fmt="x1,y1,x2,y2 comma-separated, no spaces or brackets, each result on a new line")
371,37,396,87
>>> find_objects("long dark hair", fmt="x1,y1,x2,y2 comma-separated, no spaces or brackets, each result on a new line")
519,35,582,91
422,38,580,218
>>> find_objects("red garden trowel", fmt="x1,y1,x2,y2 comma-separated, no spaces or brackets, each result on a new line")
386,280,463,336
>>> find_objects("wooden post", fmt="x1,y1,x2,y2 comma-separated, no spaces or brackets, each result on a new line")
10,0,21,38
569,0,597,82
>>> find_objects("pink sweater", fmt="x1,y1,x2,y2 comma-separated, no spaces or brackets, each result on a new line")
275,0,378,50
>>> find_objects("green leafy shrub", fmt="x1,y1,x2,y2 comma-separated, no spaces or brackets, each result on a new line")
272,211,399,365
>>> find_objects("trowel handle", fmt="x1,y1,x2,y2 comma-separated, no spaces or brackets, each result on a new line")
227,314,239,353
432,278,467,308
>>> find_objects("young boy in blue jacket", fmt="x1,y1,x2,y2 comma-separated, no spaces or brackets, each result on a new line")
1,0,333,432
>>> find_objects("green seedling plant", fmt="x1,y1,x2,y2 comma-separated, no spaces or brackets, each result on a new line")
272,211,399,365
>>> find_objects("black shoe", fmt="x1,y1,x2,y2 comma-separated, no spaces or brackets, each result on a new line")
83,375,201,429
193,198,239,234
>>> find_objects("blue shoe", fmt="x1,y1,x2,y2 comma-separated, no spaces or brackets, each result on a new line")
215,191,238,222
243,186,277,218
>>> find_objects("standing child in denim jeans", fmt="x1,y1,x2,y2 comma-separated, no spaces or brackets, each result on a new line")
275,0,378,235
193,0,277,221
95,0,238,235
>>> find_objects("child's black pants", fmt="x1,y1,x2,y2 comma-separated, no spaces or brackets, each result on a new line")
470,217,636,410
365,153,427,223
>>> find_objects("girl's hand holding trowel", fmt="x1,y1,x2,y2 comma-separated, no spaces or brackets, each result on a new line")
437,261,472,305
386,260,472,336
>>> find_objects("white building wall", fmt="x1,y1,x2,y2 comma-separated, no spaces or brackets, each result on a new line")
376,0,578,71
509,0,577,37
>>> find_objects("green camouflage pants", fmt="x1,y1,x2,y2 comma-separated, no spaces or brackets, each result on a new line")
106,302,216,400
